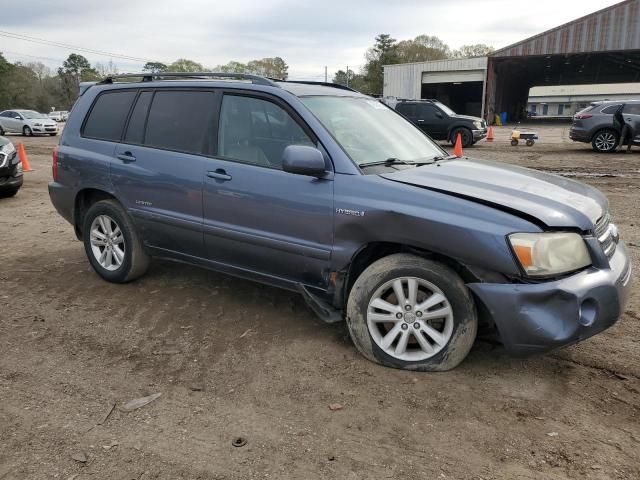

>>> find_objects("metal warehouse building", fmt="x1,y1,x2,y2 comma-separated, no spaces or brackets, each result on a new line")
383,0,640,122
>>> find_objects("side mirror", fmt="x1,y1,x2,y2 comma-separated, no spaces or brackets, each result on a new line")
282,145,327,177
435,112,444,119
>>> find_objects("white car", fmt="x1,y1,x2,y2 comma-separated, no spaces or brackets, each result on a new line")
0,109,58,136
48,111,69,122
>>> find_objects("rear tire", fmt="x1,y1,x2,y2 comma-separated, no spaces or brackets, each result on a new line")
346,253,477,371
450,128,473,148
82,200,150,283
591,129,618,153
0,125,5,136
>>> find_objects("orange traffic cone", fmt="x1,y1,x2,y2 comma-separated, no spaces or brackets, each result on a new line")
453,133,463,157
486,126,494,142
17,143,33,172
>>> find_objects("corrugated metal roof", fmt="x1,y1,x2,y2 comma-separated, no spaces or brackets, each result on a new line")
492,0,640,57
529,83,640,96
384,57,487,73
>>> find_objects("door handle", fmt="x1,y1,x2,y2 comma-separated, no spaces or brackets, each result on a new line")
207,169,232,181
417,119,425,123
116,152,136,163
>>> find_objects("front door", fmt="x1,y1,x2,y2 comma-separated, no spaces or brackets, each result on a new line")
203,92,334,288
111,89,217,258
415,103,445,139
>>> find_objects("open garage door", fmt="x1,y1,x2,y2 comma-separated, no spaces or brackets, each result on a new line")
422,71,485,116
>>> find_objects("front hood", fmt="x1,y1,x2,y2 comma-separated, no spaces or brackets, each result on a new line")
452,114,482,123
380,159,607,230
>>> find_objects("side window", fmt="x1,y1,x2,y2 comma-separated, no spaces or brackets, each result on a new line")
623,104,640,115
144,90,216,155
397,103,416,118
83,91,137,141
0,111,11,118
124,91,153,144
218,95,313,169
416,104,438,120
601,104,622,114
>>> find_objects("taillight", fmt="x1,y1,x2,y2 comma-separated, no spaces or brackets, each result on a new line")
574,114,592,120
52,145,59,181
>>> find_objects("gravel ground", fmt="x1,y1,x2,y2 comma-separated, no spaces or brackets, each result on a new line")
0,124,638,480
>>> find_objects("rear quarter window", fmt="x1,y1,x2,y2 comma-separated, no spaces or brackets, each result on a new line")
83,90,137,141
600,105,622,114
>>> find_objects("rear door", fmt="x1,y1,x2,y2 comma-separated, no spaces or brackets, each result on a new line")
111,89,216,258
202,91,334,288
622,103,640,144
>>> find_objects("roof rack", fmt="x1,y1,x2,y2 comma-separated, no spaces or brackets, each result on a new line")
275,80,359,92
98,72,279,87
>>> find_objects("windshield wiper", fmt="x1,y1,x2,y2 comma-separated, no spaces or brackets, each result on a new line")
360,157,434,168
431,154,458,161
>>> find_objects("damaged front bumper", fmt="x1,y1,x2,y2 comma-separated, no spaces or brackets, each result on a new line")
468,242,632,356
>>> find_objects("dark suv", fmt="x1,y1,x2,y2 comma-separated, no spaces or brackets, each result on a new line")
0,136,22,197
49,73,631,371
386,99,487,148
570,100,640,152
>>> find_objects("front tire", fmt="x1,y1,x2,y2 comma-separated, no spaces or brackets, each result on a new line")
591,129,618,153
346,254,477,371
23,126,32,137
450,128,473,148
83,200,150,283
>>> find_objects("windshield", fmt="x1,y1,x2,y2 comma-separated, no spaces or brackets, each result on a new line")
433,101,455,116
301,96,444,166
20,111,48,119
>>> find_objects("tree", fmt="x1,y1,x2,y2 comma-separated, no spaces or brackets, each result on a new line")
452,44,495,58
332,69,366,91
216,60,250,74
396,35,450,63
247,57,288,80
216,57,289,80
168,58,204,72
60,53,99,83
362,34,399,95
143,61,168,73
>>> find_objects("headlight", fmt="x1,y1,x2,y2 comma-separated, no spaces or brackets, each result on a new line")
1,142,15,155
473,121,482,129
509,232,591,277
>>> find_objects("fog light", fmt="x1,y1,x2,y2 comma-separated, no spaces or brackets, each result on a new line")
578,298,598,327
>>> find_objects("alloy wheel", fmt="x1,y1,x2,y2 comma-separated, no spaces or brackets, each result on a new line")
89,215,125,271
366,277,454,362
595,132,616,152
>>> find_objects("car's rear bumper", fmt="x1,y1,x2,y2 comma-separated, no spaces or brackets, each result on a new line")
468,242,632,356
569,127,591,143
48,181,75,225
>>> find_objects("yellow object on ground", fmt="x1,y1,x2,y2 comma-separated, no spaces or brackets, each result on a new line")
494,114,502,126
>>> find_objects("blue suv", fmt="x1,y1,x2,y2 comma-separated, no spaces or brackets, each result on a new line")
49,73,632,371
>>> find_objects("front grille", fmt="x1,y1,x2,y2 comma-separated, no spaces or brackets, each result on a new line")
594,212,617,258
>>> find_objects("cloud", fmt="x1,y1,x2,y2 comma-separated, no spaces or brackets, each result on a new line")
1,0,622,78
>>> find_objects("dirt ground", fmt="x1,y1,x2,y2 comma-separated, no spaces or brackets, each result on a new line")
1,124,639,480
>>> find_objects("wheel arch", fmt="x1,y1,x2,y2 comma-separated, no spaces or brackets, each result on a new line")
73,188,119,240
337,241,482,310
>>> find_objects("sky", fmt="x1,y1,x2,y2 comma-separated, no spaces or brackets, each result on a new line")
0,0,623,80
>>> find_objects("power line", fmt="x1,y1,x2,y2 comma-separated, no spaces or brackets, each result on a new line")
0,29,163,64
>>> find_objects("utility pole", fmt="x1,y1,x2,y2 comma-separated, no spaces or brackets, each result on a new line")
346,66,349,87
324,66,327,83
